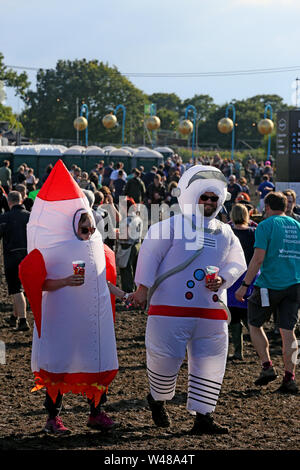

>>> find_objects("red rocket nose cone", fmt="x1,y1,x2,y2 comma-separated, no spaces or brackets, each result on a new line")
37,159,84,201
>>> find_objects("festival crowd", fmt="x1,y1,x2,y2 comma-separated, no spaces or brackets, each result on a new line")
0,150,299,435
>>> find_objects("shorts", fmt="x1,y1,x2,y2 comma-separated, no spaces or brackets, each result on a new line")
4,251,26,296
248,285,300,331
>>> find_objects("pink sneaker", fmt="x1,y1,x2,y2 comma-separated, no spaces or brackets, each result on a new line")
87,411,116,431
44,416,71,435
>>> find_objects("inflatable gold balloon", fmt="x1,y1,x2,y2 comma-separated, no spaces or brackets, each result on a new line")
257,118,274,135
217,117,234,134
145,116,161,131
102,114,117,129
178,119,193,135
73,116,88,131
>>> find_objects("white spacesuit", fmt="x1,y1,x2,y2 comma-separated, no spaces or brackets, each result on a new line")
135,165,247,417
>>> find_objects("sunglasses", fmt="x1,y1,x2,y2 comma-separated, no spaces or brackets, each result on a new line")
199,195,219,202
80,226,96,235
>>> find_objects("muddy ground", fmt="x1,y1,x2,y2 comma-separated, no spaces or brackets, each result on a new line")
0,255,299,454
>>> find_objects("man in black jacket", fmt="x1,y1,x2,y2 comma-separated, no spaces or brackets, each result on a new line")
0,185,9,214
146,174,166,206
124,169,146,204
0,191,30,330
142,166,157,189
15,184,34,212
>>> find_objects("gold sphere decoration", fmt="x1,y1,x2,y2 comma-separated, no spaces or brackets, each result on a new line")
145,115,161,131
257,118,274,135
102,114,117,129
178,119,193,135
73,116,88,131
217,117,234,134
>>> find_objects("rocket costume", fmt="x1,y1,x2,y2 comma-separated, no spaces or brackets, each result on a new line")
19,160,118,408
135,165,247,420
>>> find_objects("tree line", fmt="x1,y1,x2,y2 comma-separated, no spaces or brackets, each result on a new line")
0,53,293,150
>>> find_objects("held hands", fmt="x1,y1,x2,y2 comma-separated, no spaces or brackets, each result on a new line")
131,286,148,310
205,276,223,292
121,292,135,304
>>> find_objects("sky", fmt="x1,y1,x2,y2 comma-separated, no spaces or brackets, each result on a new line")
1,0,300,113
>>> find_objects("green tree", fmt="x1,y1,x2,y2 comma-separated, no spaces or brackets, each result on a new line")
198,94,292,151
0,102,24,133
148,92,182,113
0,52,29,97
156,108,179,131
22,59,147,144
182,94,216,121
0,54,28,134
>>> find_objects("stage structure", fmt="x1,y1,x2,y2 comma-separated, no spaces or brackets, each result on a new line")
276,109,300,203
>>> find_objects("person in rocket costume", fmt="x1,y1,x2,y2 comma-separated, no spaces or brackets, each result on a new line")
19,160,121,434
133,164,247,434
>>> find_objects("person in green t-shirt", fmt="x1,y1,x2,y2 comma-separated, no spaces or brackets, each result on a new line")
28,187,39,201
235,192,300,395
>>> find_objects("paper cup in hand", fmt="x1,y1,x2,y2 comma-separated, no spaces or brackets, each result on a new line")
72,260,85,282
205,266,219,282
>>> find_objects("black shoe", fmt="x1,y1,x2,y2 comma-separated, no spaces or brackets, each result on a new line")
190,413,229,435
277,379,298,395
5,314,17,327
147,393,171,428
15,319,30,331
254,366,278,386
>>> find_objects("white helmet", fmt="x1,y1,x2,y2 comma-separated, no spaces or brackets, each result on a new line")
176,165,230,221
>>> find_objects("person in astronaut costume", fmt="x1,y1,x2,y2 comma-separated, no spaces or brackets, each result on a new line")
19,160,126,434
133,164,247,434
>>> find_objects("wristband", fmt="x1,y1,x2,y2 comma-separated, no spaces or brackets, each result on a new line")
241,280,250,287
122,293,129,302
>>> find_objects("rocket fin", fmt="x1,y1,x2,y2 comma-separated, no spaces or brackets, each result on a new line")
19,249,47,338
103,244,117,322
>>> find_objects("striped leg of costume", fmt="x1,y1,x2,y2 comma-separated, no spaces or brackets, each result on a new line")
187,319,228,415
145,316,189,401
145,316,228,407
147,363,180,401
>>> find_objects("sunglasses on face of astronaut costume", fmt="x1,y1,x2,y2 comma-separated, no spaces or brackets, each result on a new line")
79,226,96,235
199,194,219,202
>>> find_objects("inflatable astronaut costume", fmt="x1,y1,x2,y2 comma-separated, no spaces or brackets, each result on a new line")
134,165,247,432
19,160,118,414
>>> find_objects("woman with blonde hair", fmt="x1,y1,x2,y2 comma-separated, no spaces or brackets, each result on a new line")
227,204,257,360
